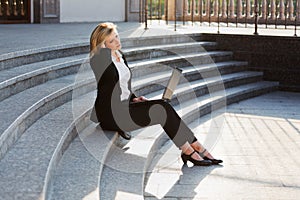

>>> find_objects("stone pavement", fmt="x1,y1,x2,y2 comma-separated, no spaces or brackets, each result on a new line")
1,21,300,199
0,20,299,55
144,91,300,199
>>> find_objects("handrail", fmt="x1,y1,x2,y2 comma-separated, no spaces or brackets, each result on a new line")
143,0,300,35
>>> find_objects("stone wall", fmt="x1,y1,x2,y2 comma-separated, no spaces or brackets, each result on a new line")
201,34,300,92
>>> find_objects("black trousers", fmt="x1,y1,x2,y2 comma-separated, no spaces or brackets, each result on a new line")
100,99,197,148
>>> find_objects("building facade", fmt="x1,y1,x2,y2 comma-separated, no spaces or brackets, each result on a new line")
0,0,141,23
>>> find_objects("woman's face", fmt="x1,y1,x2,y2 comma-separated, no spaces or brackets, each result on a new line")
104,30,122,51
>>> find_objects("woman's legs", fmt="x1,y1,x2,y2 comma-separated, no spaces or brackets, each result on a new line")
128,99,196,147
100,99,220,163
190,141,216,159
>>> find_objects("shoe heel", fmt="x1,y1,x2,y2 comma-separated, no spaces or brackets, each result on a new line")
181,154,188,165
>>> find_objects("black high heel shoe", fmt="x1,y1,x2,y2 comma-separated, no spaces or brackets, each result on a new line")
118,131,131,140
181,151,212,166
198,149,223,165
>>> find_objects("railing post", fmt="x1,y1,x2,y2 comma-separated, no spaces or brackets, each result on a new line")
270,0,276,19
166,0,169,25
279,0,285,19
298,0,300,21
192,0,195,25
229,0,235,18
175,0,177,31
295,0,299,36
222,0,227,18
199,0,203,24
218,0,220,33
145,0,148,29
183,0,185,25
254,0,259,35
262,0,267,20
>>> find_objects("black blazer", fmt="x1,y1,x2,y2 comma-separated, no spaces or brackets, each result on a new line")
89,48,136,124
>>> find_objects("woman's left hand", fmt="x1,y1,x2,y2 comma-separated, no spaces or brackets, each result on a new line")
132,96,148,102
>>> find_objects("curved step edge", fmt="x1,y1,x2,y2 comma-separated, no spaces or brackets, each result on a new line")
0,58,87,101
0,43,89,71
41,108,91,200
0,79,95,160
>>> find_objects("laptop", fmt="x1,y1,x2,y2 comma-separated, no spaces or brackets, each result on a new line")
161,67,182,101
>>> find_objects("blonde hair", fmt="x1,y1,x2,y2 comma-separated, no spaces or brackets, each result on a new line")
90,22,117,55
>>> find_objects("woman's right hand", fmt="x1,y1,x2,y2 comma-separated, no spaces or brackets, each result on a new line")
100,42,106,48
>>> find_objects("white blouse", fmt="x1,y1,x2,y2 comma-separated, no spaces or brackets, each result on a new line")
111,50,131,101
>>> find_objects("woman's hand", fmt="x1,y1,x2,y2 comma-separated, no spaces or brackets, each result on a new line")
132,96,148,102
100,42,106,48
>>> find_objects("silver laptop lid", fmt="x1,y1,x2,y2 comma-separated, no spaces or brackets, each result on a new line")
162,68,182,100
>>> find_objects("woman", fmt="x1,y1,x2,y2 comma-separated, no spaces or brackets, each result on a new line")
89,22,222,166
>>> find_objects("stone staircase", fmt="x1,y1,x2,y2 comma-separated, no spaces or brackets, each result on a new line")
0,34,278,200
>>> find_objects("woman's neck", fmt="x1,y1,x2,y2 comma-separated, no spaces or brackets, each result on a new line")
112,50,121,62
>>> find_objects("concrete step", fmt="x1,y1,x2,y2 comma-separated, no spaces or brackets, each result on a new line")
45,68,274,199
0,72,95,160
0,33,204,71
0,101,74,200
0,54,88,101
130,51,233,77
0,33,279,200
132,61,249,96
0,50,244,163
99,81,278,200
0,41,219,101
0,43,89,71
143,115,214,199
48,124,118,200
140,71,263,104
0,90,95,200
124,41,217,62
121,33,205,49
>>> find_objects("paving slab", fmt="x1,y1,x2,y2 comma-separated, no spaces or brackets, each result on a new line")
144,91,300,200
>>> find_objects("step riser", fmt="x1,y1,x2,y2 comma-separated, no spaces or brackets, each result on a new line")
0,81,95,160
43,109,92,200
121,34,199,48
124,44,217,62
134,69,262,98
131,53,233,77
184,84,278,125
1,52,230,101
168,75,263,106
0,45,89,71
0,63,82,102
0,34,204,71
185,64,247,82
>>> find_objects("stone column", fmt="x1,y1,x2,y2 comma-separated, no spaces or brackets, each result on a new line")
261,0,267,19
222,0,227,18
206,0,211,18
279,0,285,20
237,0,242,18
297,0,300,20
167,0,184,20
246,0,251,18
288,0,294,20
214,0,219,18
229,0,235,18
270,0,276,20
